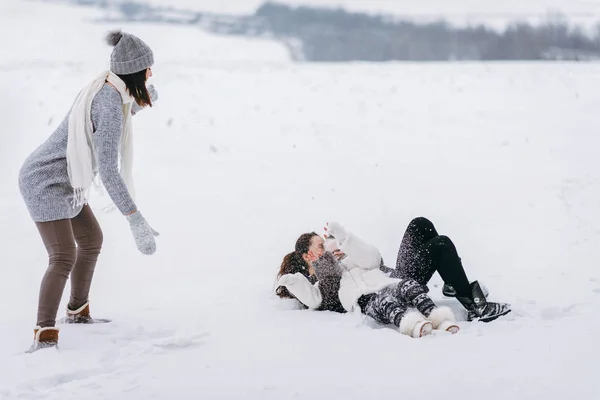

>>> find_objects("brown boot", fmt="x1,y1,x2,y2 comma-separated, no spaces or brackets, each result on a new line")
65,301,93,323
63,301,111,324
28,326,59,352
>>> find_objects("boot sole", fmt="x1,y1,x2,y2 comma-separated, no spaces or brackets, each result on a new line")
446,325,460,334
437,320,460,334
415,321,433,338
26,342,58,354
57,317,112,324
478,309,511,323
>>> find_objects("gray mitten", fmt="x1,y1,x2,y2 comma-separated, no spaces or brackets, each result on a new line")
131,84,158,115
312,252,346,312
126,211,159,255
148,84,158,102
313,251,343,281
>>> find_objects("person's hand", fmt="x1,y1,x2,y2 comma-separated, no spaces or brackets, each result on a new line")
148,84,158,103
333,250,346,260
324,221,347,243
126,211,159,255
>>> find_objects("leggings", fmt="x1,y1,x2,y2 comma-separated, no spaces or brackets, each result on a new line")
34,205,103,327
391,217,471,297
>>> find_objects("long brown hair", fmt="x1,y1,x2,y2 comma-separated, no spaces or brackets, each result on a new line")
275,232,318,298
118,69,152,108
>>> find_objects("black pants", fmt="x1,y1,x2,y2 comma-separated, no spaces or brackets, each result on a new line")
391,217,471,298
362,217,472,326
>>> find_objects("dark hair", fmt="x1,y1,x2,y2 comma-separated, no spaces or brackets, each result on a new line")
118,69,152,108
275,232,318,299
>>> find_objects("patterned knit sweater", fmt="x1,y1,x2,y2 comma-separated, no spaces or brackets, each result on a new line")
18,84,138,222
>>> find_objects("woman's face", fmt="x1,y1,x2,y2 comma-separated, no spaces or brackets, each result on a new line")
302,236,325,264
146,67,153,80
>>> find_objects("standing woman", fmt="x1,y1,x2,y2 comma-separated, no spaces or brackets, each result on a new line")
18,30,159,352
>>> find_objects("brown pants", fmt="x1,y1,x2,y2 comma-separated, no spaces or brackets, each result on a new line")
35,205,103,327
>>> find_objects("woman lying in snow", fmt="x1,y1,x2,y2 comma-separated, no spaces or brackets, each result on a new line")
275,217,511,338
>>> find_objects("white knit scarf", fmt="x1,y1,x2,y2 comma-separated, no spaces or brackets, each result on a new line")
67,70,135,208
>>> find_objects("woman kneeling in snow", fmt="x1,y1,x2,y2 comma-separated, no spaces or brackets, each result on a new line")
275,218,511,338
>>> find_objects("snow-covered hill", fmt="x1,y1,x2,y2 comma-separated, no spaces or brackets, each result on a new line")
72,0,600,28
1,1,598,399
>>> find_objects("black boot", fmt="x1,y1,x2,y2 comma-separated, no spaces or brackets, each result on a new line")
442,283,458,297
443,282,489,298
455,281,511,322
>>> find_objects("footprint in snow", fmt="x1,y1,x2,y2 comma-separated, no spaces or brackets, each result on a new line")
152,332,209,351
114,328,176,342
16,366,114,395
540,304,585,319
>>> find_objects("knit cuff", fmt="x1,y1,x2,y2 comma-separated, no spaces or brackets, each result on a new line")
110,52,154,75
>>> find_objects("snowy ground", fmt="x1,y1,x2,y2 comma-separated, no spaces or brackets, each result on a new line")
1,0,599,399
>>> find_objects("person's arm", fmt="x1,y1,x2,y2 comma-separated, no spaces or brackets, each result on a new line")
92,89,137,216
277,273,323,309
326,222,382,270
312,252,346,312
92,87,159,255
340,233,382,270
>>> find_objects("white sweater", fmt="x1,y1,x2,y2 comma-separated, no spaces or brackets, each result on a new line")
277,228,400,312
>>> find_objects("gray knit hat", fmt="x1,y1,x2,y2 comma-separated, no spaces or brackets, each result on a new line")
106,30,154,75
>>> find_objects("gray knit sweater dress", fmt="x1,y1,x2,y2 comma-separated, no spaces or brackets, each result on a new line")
19,84,138,222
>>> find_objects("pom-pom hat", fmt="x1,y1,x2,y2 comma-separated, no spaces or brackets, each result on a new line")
106,29,154,75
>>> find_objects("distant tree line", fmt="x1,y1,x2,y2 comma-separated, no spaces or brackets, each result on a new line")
41,0,600,61
252,2,600,61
